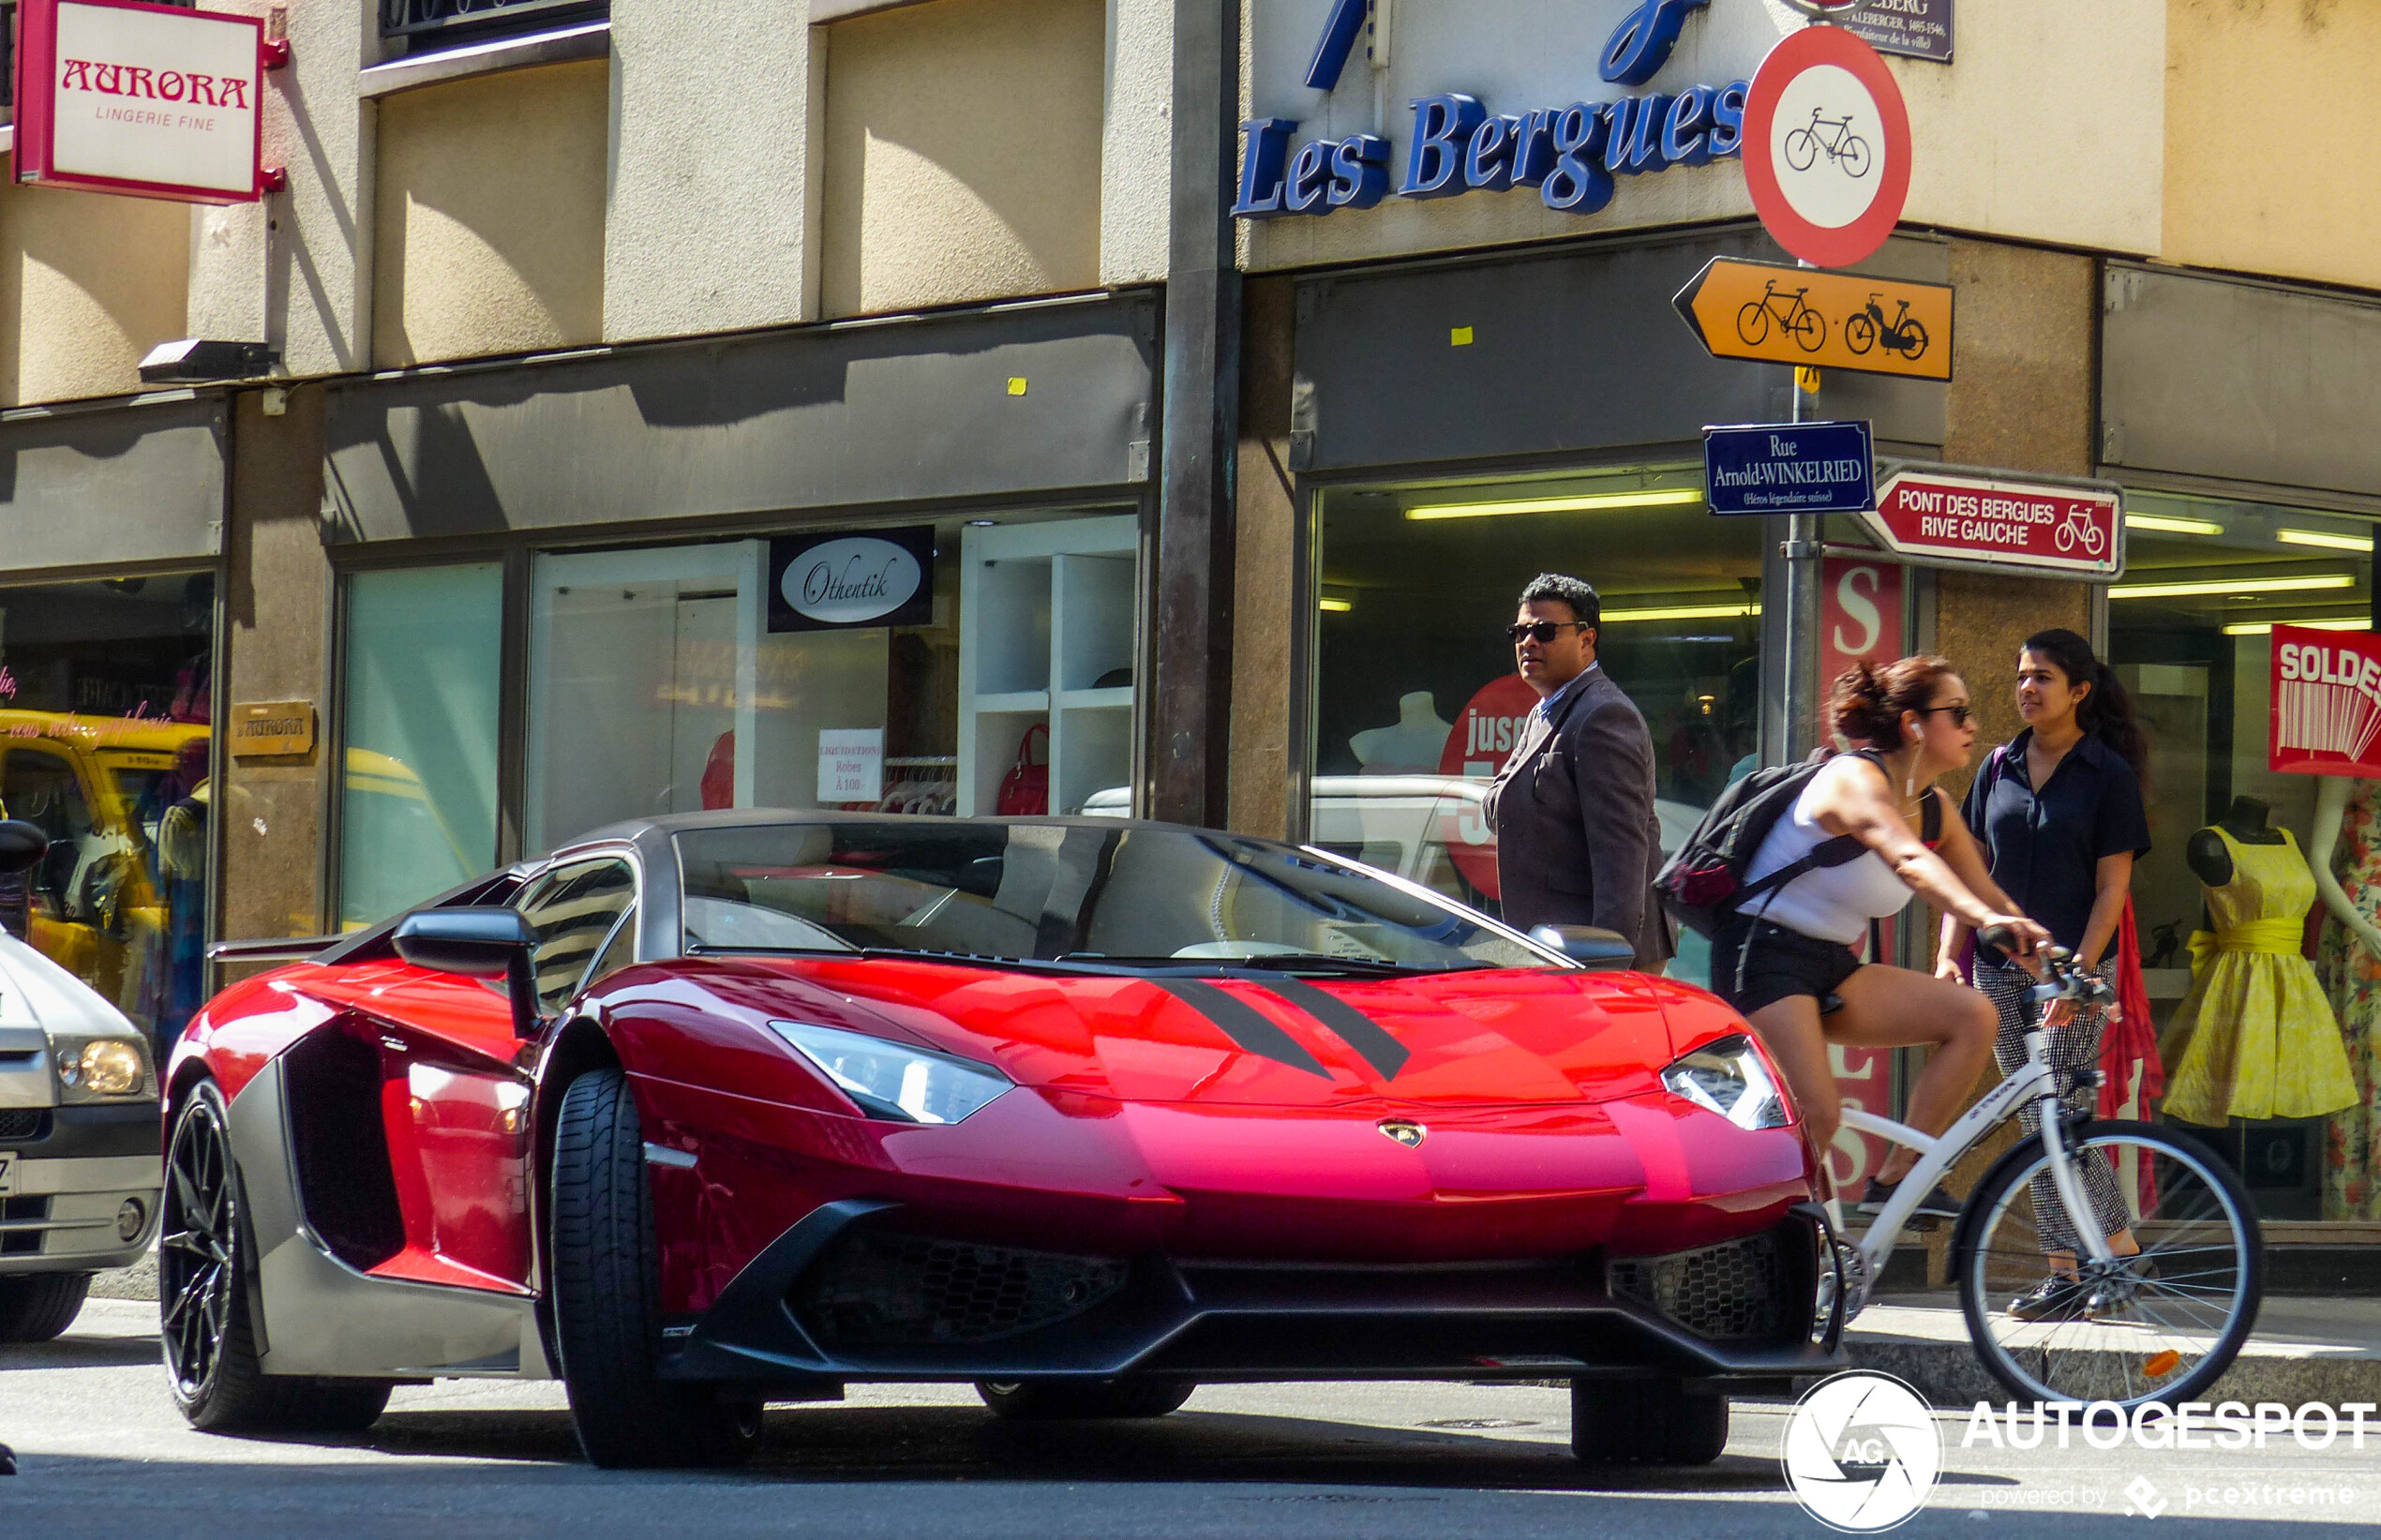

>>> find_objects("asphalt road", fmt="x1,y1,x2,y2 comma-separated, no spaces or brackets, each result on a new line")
3,1299,2374,1538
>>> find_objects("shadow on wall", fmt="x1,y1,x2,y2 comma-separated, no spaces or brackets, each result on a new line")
372,58,608,368
0,179,190,407
821,0,1105,319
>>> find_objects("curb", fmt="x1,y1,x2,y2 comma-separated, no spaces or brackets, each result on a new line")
1847,1336,2381,1407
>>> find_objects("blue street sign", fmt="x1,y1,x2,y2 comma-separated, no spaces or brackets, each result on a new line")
1702,420,1876,516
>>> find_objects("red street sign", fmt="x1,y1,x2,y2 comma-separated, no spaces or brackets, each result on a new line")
2272,625,2381,777
1742,23,1913,269
1855,467,2124,579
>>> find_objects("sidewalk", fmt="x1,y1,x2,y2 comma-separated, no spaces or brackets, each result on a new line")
1849,1291,2381,1405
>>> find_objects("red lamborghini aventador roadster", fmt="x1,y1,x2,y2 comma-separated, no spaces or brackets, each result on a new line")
161,813,1845,1468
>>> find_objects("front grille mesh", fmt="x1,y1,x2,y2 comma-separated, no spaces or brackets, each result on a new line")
796,1231,1127,1348
0,1195,47,1255
0,1109,47,1143
1609,1231,1786,1343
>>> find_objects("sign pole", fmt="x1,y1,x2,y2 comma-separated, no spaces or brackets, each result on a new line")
1781,267,1823,761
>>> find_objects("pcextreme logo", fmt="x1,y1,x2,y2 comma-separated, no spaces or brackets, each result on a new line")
1235,0,1748,220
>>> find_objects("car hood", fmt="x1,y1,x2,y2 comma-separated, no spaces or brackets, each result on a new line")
728,956,1693,1110
0,931,139,1043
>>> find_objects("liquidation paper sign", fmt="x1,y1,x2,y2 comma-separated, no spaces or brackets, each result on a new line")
2272,625,2381,776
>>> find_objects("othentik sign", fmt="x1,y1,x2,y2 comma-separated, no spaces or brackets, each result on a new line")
1235,0,1750,220
12,0,271,203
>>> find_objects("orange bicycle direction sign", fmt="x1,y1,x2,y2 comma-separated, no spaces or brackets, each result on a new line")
1672,257,1954,382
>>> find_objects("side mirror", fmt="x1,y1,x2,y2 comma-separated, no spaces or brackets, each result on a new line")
1528,923,1638,972
0,821,49,876
395,907,540,1039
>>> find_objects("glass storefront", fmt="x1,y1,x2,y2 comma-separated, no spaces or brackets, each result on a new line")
1309,462,1762,966
0,573,216,1049
333,510,1140,924
2110,488,2378,1222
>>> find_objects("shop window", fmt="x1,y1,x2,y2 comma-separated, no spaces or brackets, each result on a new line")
1309,465,1761,949
337,564,503,929
523,514,1133,856
0,572,215,1048
2107,489,2375,1223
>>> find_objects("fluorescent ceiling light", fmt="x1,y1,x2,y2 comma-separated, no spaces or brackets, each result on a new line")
1317,597,1354,613
1404,487,1704,521
2107,574,2357,600
1602,603,1763,623
2276,528,2376,553
2126,513,2225,536
2222,617,2370,636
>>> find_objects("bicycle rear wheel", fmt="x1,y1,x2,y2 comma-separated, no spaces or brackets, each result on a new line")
1954,1120,2260,1409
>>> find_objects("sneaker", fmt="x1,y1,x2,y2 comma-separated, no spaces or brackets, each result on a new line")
2007,1276,2091,1322
1858,1176,1962,1219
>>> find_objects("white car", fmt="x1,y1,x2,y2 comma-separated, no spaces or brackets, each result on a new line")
0,825,162,1343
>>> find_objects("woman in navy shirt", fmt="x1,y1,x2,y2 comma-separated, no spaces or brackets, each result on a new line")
1936,628,2152,1319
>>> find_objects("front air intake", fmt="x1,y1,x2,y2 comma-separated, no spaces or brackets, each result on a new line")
1608,1230,1787,1344
796,1231,1128,1348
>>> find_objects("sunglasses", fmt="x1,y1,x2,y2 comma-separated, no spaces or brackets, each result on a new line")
1507,620,1592,644
1916,704,1975,726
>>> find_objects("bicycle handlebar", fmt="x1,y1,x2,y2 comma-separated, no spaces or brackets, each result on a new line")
1977,924,2117,1008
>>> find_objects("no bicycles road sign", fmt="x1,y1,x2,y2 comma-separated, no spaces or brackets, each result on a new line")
1672,257,1954,381
1744,23,1912,268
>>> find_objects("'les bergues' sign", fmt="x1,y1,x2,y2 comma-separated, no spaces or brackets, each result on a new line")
1236,0,1750,221
13,0,269,203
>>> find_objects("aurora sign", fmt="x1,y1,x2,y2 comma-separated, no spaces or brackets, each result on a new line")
1235,0,1751,219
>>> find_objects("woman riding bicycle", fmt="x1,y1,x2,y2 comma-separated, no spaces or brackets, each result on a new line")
1711,656,2051,1210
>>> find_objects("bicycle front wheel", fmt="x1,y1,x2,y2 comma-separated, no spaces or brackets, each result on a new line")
1955,1120,2260,1409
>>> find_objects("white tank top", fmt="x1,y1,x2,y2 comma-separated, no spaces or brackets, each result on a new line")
1740,774,1923,945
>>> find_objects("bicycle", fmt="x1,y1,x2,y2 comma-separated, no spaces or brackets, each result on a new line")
1736,280,1827,353
2053,509,2106,556
1783,108,1872,179
1843,294,1928,362
1829,930,2262,1410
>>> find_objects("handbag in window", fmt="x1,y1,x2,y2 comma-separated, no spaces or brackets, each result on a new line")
995,724,1050,816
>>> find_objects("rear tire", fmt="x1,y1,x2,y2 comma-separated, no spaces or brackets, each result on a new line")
551,1068,762,1468
1571,1379,1729,1465
0,1273,92,1342
977,1378,1195,1420
162,1080,392,1433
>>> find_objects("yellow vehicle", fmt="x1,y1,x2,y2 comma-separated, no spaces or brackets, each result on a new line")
0,712,202,1029
337,747,478,929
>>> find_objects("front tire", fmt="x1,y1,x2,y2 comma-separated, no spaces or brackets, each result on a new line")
550,1068,762,1468
0,1273,92,1342
977,1379,1195,1420
1955,1119,2261,1409
1571,1379,1728,1465
161,1080,391,1433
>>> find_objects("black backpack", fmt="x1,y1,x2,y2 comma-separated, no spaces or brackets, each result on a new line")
1655,749,1940,938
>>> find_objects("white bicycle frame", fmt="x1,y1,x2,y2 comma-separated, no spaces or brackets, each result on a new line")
1832,1027,2113,1310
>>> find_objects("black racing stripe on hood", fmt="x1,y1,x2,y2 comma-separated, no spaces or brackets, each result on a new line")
1154,979,1331,1079
1252,976,1411,1081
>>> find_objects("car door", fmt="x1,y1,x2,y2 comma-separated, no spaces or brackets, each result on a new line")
378,856,636,1292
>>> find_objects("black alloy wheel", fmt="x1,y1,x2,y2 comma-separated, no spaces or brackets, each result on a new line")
160,1080,390,1433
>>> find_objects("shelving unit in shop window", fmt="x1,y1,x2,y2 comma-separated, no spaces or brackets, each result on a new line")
957,516,1138,815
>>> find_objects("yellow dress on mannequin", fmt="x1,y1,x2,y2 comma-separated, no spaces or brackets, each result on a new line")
2160,827,2357,1126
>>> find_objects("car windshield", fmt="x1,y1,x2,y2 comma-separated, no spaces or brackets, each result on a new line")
673,822,1549,972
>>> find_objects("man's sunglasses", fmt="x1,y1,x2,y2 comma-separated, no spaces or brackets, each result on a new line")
1915,704,1975,726
1507,620,1593,644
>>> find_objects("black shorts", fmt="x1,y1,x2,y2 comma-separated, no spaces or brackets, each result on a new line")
1709,917,1864,1017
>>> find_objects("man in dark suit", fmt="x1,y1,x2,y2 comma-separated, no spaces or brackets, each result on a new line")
1483,574,1670,970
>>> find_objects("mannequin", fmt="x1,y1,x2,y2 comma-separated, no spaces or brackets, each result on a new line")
1349,692,1454,774
2311,775,2381,1219
2185,796,2287,888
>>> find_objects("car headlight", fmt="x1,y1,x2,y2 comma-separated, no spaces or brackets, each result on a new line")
57,1036,152,1099
1660,1034,1791,1131
770,1021,1011,1125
